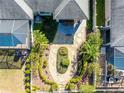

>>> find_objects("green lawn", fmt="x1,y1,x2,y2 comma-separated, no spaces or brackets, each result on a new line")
0,50,26,93
0,50,23,69
96,0,105,26
0,69,25,93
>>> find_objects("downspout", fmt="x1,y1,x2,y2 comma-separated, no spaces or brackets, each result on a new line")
31,20,34,47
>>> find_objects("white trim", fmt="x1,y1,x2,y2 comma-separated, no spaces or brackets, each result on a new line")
14,0,33,19
11,20,15,33
11,35,14,46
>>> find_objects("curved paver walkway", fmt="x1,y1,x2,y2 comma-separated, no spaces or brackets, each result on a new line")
48,45,77,90
48,20,86,90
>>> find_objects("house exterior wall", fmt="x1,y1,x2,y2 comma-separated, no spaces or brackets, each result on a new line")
74,20,86,49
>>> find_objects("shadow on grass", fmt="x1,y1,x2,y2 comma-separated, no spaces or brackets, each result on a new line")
0,49,29,69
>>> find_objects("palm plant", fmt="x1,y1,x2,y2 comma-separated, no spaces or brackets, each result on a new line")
33,30,48,53
80,29,102,63
78,29,102,77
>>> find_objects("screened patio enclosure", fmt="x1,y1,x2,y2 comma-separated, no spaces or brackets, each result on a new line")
0,20,30,49
109,47,124,70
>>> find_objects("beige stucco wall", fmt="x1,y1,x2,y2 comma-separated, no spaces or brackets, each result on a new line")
74,20,86,49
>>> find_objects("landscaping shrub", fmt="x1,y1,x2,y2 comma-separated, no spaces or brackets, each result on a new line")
70,77,81,84
58,47,68,56
77,61,88,77
65,30,102,91
24,61,31,93
32,85,40,91
57,47,70,74
25,69,31,75
45,80,55,85
107,64,115,76
26,64,31,69
60,58,69,67
38,64,57,85
38,67,47,82
30,29,58,92
25,88,30,93
25,76,30,81
65,83,76,90
25,82,30,87
79,84,95,93
50,83,58,91
43,60,48,68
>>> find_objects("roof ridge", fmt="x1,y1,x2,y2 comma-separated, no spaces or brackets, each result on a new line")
14,0,33,19
74,0,88,19
54,0,70,18
54,0,88,19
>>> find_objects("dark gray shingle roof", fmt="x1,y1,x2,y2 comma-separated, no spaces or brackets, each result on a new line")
24,0,62,13
111,0,124,47
0,0,89,20
0,0,31,19
54,0,89,20
25,0,89,20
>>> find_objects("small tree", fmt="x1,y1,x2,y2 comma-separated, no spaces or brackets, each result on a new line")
80,30,102,63
33,30,48,53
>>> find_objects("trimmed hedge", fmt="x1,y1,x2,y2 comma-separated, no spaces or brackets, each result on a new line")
57,47,70,74
65,83,76,90
58,47,68,56
50,83,58,91
70,77,81,84
38,61,59,90
24,61,31,93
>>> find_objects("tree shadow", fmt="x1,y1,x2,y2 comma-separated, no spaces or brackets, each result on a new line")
0,49,30,69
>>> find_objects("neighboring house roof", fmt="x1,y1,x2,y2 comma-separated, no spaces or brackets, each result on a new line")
0,0,32,19
25,0,89,20
24,0,62,13
0,20,30,49
111,0,124,47
0,0,88,20
54,0,89,20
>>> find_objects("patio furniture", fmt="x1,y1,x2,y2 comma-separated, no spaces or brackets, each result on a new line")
108,77,114,86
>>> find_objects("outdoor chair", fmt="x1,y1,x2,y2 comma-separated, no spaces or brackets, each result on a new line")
108,77,114,86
